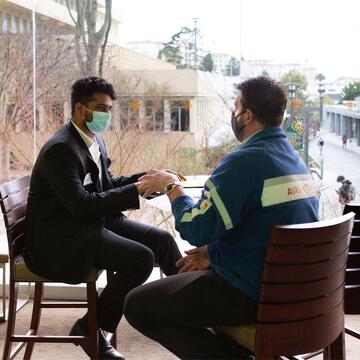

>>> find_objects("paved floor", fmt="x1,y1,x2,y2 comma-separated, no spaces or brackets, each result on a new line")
310,135,360,193
0,301,359,359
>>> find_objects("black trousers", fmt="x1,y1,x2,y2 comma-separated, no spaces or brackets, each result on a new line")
82,215,182,333
124,269,258,360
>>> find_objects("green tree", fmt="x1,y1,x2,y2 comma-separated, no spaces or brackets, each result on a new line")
280,70,308,98
340,81,360,101
225,57,240,76
158,27,192,67
158,45,183,66
261,70,270,77
66,0,112,76
200,52,214,72
315,73,326,82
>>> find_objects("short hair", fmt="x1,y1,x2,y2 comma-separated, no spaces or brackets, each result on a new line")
237,76,287,127
71,76,117,115
337,175,345,182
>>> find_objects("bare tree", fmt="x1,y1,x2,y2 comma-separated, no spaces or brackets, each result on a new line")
0,28,78,181
66,0,112,76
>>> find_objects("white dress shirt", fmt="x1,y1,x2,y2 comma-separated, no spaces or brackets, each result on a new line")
71,121,103,186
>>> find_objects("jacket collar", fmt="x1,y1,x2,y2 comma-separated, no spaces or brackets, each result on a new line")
66,122,104,156
66,122,92,156
66,122,111,191
71,120,95,149
239,126,286,148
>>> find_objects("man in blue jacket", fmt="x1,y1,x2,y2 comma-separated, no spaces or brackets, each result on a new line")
125,76,319,359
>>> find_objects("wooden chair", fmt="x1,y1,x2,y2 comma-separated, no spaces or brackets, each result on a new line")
0,176,117,360
343,203,360,340
218,212,355,359
0,252,8,322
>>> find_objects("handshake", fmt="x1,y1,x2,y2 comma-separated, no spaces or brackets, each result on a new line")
135,169,186,199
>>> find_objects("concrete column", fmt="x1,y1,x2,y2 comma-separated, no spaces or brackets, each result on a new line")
335,114,341,135
164,100,171,133
189,99,197,133
138,100,146,130
340,115,345,136
330,112,335,133
357,119,360,146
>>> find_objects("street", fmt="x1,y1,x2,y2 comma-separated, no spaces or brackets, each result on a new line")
309,137,360,219
310,138,360,193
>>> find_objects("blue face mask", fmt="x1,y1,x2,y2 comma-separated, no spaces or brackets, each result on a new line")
83,105,111,135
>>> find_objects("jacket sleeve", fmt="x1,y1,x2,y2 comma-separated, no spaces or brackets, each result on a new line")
43,143,140,219
171,152,258,247
107,158,146,188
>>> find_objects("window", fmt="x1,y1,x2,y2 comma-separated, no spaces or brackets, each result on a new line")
12,16,20,33
119,100,140,130
20,18,28,33
145,100,164,131
170,101,190,132
3,13,10,33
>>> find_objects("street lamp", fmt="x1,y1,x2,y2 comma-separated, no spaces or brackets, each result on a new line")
193,17,199,70
288,83,297,99
318,80,325,127
288,83,297,120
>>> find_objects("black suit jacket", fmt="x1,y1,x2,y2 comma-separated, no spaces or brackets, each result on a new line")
24,122,145,283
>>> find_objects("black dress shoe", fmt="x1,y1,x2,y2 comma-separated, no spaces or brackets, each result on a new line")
69,319,125,359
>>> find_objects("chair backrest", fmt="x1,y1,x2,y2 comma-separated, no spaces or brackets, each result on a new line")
0,176,30,261
343,203,360,313
255,212,354,357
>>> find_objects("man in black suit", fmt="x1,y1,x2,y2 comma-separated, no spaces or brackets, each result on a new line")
24,76,182,359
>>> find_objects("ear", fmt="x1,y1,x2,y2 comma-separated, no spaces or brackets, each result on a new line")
245,109,256,125
75,103,85,118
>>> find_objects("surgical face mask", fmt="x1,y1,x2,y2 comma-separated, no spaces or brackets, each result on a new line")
83,105,111,135
231,110,247,140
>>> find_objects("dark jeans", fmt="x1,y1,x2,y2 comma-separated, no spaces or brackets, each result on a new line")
124,269,258,360
81,215,182,332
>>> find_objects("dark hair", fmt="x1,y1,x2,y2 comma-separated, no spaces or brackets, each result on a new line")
337,175,345,182
71,76,117,115
237,76,287,127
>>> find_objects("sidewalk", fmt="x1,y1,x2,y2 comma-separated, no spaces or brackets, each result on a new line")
321,132,360,155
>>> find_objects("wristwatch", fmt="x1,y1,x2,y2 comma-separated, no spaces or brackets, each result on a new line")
165,181,182,195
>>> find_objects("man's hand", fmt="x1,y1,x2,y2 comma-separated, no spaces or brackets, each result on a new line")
176,246,211,273
146,169,186,182
163,169,187,182
138,170,178,198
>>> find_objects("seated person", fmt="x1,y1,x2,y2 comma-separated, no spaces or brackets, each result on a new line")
24,76,182,360
124,76,320,360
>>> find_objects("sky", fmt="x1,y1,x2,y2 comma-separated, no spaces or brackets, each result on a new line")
113,0,360,82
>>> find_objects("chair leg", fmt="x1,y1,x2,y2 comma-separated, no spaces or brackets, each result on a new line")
1,263,6,322
323,330,346,360
106,271,117,349
329,330,346,360
3,281,19,360
87,282,99,360
323,346,331,360
23,282,43,359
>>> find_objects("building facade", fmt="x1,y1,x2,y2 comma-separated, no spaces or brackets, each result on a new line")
0,0,122,44
324,101,360,146
213,53,232,75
